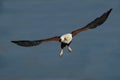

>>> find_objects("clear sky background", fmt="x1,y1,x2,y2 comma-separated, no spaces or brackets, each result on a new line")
0,0,120,80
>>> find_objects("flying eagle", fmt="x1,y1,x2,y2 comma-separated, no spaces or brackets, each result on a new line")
11,8,112,57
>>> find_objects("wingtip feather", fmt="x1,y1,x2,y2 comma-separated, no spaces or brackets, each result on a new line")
11,41,16,43
107,8,112,14
11,40,42,47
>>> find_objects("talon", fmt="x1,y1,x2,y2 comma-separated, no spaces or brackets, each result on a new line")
68,46,72,52
59,49,64,57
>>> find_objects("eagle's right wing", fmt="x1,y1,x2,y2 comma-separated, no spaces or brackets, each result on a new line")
11,36,60,47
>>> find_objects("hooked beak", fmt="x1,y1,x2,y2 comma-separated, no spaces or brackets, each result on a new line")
64,37,69,41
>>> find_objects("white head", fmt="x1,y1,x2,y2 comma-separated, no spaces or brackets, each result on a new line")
60,33,72,44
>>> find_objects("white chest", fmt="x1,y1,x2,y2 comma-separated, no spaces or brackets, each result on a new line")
60,33,72,44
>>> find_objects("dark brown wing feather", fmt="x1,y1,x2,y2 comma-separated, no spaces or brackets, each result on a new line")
71,8,112,37
11,36,60,47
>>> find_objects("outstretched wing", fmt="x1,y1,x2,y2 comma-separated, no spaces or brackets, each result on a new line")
11,36,60,47
71,8,112,37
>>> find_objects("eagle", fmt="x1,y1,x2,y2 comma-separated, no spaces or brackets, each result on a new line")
11,8,112,57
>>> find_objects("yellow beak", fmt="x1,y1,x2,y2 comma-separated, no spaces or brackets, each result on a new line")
64,37,69,41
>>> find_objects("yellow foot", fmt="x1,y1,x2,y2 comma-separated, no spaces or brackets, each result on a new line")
59,49,64,57
68,46,72,52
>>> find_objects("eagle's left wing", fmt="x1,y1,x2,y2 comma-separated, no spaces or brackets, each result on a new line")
71,8,112,37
